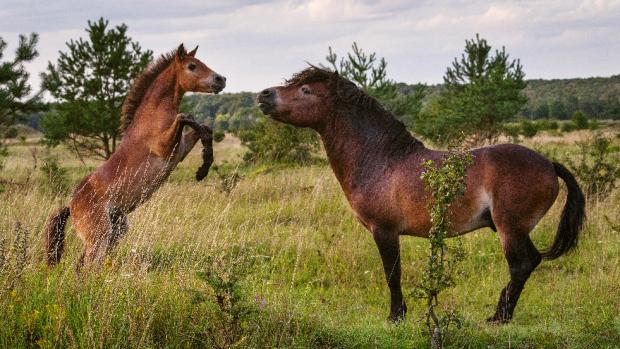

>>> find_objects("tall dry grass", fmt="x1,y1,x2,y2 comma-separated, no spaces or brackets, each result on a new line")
0,131,618,348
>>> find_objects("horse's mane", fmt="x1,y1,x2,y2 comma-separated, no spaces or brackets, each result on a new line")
120,50,176,132
287,66,423,148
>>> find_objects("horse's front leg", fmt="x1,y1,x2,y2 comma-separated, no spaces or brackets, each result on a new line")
176,115,213,181
373,228,407,322
175,128,214,181
154,113,190,158
156,113,214,180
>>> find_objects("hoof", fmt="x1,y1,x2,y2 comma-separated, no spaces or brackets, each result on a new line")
486,314,512,324
388,313,406,323
195,166,209,181
178,113,196,124
388,303,407,323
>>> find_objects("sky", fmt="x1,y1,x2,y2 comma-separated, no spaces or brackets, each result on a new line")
1,0,619,93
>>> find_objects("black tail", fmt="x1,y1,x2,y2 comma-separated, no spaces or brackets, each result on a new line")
541,163,586,260
45,206,70,266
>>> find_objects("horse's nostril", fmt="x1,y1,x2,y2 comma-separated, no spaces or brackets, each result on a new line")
215,75,225,83
260,89,273,97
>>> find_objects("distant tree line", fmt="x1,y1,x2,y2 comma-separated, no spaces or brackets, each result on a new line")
180,72,620,139
522,94,620,120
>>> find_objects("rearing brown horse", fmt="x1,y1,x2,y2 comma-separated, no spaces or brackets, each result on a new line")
45,44,226,267
257,67,585,323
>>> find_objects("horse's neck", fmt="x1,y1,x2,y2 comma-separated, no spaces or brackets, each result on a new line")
132,68,183,134
319,111,422,191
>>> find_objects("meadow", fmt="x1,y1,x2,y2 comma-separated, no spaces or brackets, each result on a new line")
0,128,619,348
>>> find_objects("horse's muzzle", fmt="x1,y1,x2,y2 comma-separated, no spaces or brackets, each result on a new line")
257,88,276,114
205,74,226,94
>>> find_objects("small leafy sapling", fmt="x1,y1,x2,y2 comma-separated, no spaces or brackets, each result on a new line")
412,146,472,349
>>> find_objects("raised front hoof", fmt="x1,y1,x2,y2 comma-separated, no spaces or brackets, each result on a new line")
195,166,210,181
177,113,195,123
486,313,512,325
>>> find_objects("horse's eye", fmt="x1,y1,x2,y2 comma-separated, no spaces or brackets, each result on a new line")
301,86,312,95
188,63,197,71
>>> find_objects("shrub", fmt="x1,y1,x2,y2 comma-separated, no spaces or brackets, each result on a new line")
571,111,589,130
190,245,264,348
561,122,576,133
39,154,69,195
238,116,320,166
4,126,18,139
412,147,472,348
588,119,600,130
0,142,8,171
212,165,243,195
563,133,620,199
503,124,521,143
213,130,225,143
536,119,559,130
520,119,538,138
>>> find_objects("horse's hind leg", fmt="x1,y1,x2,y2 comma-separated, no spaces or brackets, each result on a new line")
73,204,114,268
108,210,129,255
488,230,541,323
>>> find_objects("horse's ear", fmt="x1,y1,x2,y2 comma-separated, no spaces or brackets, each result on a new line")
188,45,198,57
176,43,186,61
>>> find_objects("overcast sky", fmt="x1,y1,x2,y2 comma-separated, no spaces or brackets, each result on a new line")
1,0,619,93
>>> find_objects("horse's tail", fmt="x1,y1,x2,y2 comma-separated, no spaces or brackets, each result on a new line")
541,162,586,260
45,206,70,266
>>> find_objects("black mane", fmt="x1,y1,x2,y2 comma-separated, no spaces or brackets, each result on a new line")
288,66,423,149
286,66,387,115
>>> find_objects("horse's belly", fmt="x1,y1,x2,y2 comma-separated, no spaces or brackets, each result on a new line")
111,157,177,210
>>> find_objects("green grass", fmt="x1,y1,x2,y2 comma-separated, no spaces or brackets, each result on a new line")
0,132,619,348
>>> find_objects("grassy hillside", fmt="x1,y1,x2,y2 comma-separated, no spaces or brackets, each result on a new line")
0,130,619,348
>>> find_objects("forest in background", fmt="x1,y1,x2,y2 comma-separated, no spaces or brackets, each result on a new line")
176,74,620,133
17,74,619,135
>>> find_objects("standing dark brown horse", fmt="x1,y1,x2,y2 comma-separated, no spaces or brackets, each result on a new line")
257,67,585,323
45,44,226,267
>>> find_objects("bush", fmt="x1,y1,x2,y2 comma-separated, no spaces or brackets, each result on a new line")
561,122,576,133
520,119,538,138
189,245,264,348
572,111,589,130
4,126,18,139
0,142,8,171
562,133,620,199
503,124,521,143
536,119,559,130
238,116,320,165
39,154,69,195
588,119,600,130
213,130,225,143
212,165,243,195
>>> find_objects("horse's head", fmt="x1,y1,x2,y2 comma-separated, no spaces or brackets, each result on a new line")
174,44,226,94
257,67,337,129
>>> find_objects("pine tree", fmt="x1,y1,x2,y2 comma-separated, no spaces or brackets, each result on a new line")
414,34,527,145
41,18,152,160
0,33,42,136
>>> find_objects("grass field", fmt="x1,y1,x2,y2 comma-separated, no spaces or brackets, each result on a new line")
0,129,619,348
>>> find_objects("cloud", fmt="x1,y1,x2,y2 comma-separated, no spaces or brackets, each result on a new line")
1,0,618,93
